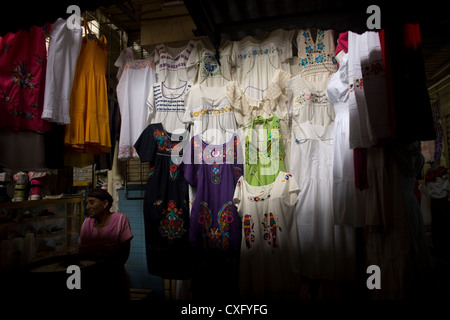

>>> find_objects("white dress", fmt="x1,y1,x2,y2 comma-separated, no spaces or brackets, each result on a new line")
146,80,192,134
116,60,156,160
233,171,301,299
290,119,336,280
231,29,295,99
326,53,366,227
150,40,198,88
194,39,233,87
348,31,372,149
41,18,82,125
359,31,391,143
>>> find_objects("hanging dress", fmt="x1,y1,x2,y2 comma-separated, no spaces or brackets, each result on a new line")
231,29,295,99
117,59,156,160
290,119,336,280
348,31,373,149
64,24,111,154
326,53,366,227
179,133,244,300
233,171,300,299
133,123,190,280
41,18,82,125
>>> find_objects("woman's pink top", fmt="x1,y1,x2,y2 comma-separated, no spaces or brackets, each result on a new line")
78,212,133,258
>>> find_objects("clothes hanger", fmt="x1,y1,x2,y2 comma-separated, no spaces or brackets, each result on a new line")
291,115,333,144
306,104,334,123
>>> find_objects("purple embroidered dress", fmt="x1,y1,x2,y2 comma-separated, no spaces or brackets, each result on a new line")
179,133,244,299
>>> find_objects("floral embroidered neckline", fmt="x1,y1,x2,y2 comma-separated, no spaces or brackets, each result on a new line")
242,171,286,198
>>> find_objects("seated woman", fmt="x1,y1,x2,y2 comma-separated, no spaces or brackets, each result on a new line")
78,188,133,300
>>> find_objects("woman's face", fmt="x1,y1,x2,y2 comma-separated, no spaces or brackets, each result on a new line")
86,196,108,219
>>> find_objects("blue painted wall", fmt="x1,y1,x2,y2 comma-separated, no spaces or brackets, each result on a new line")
117,188,164,297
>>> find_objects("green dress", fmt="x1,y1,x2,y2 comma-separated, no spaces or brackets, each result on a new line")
245,115,285,186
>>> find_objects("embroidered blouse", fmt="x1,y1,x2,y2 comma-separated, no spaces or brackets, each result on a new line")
0,24,52,132
296,29,338,77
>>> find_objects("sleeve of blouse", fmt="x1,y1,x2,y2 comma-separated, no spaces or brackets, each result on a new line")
226,81,244,127
78,218,90,247
118,213,133,243
182,89,194,124
133,124,156,163
287,174,300,206
186,40,200,80
179,136,199,187
284,29,296,62
232,177,243,215
146,84,155,124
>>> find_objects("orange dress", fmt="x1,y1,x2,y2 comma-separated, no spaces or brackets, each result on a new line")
64,29,111,154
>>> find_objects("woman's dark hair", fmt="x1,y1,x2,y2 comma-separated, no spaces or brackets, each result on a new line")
87,188,113,210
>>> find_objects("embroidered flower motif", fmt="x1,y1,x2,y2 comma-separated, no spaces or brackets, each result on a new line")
243,215,255,249
248,194,270,202
154,199,162,206
300,58,308,66
211,164,220,184
262,212,280,247
12,62,35,89
198,215,206,225
304,92,311,101
168,200,176,209
349,78,364,92
159,200,186,243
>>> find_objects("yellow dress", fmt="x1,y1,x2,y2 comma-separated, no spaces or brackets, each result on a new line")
64,29,111,155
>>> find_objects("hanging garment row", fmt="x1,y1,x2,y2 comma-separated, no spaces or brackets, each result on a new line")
131,23,434,300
